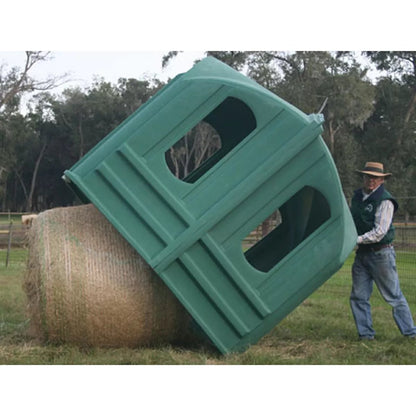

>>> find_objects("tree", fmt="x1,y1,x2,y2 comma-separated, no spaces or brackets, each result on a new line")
117,77,163,115
206,51,375,195
0,51,68,210
0,95,56,212
358,77,416,220
4,50,414,216
362,52,416,219
260,52,375,161
0,113,31,210
25,95,56,212
166,121,221,180
0,51,67,113
23,77,165,210
366,52,416,147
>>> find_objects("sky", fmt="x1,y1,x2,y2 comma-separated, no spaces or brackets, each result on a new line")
0,50,206,92
0,50,207,113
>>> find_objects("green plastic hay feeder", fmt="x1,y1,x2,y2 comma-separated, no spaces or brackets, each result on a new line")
63,57,357,354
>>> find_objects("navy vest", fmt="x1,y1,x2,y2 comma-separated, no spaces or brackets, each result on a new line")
350,184,398,247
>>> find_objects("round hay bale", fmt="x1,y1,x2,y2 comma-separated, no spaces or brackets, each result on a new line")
24,204,194,348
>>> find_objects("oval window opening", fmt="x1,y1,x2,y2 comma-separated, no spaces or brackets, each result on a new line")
165,97,256,183
243,187,331,273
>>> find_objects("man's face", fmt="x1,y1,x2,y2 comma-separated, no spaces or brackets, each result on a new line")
363,174,384,193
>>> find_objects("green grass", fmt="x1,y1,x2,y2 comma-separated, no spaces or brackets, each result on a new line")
0,214,22,225
1,249,415,365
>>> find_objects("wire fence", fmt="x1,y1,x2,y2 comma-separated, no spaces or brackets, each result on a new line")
1,212,416,307
322,225,416,307
0,217,28,267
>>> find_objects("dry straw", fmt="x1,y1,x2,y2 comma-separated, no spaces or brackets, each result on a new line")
24,204,195,348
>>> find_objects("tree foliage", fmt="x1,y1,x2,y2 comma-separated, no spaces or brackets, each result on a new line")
361,52,416,219
1,51,416,220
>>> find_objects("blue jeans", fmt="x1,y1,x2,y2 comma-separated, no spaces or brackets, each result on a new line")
350,246,416,338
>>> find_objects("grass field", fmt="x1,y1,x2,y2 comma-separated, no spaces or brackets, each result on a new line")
1,248,415,365
0,213,23,225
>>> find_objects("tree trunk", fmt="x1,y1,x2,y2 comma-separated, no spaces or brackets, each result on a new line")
403,88,416,124
15,171,29,203
397,87,416,146
26,142,47,212
169,148,180,178
261,217,274,237
78,119,85,159
328,120,335,155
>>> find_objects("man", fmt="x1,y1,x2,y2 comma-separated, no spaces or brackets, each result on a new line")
350,162,416,340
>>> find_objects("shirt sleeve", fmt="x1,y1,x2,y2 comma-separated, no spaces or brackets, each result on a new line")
357,200,394,245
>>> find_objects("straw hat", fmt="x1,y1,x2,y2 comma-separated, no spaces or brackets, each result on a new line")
356,162,392,177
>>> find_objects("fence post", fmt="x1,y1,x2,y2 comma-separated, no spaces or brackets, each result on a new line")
5,221,12,268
